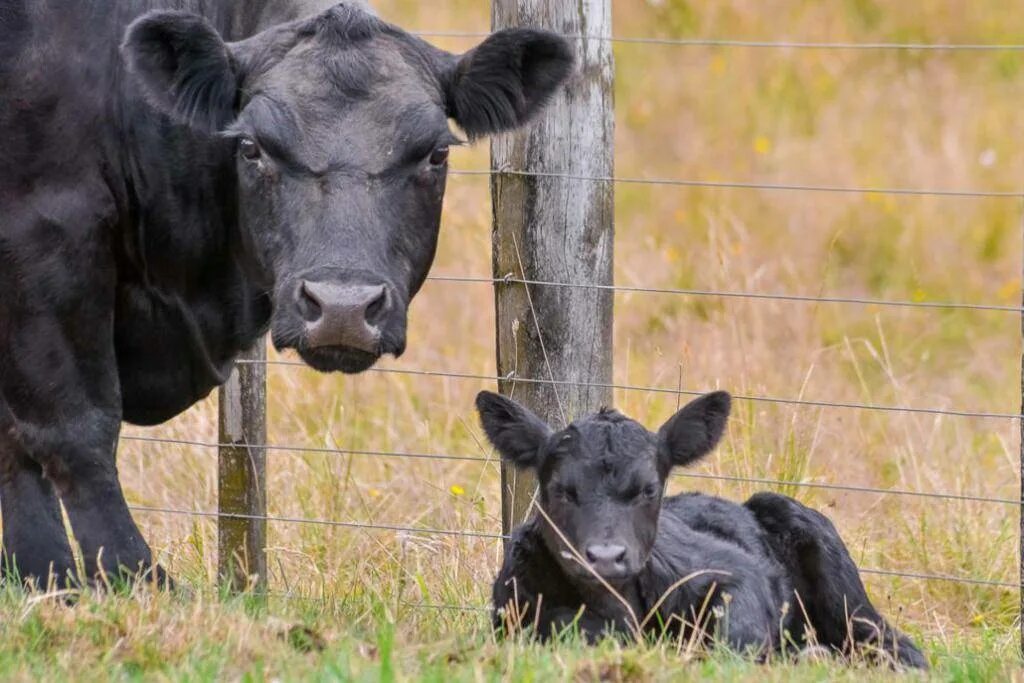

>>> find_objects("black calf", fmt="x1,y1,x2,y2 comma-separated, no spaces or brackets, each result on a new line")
477,390,926,669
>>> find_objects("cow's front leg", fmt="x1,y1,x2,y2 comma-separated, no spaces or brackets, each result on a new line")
0,450,77,588
58,428,161,585
10,411,163,586
1,183,165,587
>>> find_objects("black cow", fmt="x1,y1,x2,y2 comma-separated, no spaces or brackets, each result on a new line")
0,0,572,587
477,391,927,669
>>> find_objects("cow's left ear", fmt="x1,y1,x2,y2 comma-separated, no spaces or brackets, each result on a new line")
122,10,239,134
657,392,731,469
445,29,574,140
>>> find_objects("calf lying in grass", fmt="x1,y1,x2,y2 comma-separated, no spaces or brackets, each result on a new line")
477,390,926,669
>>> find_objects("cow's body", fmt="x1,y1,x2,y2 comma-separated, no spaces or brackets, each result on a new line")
2,1,319,424
494,492,793,651
0,0,572,585
477,391,927,669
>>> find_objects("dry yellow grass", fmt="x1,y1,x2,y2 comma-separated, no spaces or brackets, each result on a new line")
37,0,1024,677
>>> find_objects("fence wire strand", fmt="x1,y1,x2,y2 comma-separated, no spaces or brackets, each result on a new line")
120,434,1018,507
425,275,1024,313
450,168,1024,198
231,360,1020,420
130,504,1018,590
414,31,1024,51
130,505,505,540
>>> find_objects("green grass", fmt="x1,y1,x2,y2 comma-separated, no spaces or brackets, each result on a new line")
0,586,1016,682
5,0,1024,679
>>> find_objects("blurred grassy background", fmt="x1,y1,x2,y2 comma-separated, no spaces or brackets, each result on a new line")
112,0,1024,671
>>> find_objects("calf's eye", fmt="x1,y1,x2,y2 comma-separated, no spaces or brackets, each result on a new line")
428,146,449,166
552,484,578,504
642,483,660,499
238,136,261,162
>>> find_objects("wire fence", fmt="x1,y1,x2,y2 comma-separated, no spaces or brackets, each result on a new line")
450,168,1024,198
127,505,1022,592
231,360,1021,420
120,11,1024,621
120,434,1017,506
416,30,1024,51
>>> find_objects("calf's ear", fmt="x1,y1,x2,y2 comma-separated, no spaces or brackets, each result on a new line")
122,11,239,133
445,29,575,139
475,391,553,470
658,391,731,468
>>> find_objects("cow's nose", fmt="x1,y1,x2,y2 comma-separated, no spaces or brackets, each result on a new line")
584,544,628,575
298,280,389,353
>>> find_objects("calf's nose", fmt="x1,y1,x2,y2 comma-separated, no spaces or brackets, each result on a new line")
584,543,628,575
298,280,389,353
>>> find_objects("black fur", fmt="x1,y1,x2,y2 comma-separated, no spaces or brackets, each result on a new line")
480,392,927,669
122,11,238,133
477,390,553,469
446,29,575,139
0,0,571,587
657,391,731,470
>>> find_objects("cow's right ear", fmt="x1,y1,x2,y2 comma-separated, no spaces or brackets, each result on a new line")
444,29,574,140
657,391,731,469
475,391,553,470
122,11,239,134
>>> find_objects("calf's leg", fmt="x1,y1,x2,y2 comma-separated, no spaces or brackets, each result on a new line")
744,492,927,669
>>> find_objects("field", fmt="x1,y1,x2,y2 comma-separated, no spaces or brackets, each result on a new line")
4,0,1024,679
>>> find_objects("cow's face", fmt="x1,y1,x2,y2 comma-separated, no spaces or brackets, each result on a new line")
476,391,731,586
123,4,573,373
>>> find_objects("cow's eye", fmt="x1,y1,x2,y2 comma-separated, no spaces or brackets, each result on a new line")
238,136,261,162
642,483,660,500
552,483,578,504
428,146,449,166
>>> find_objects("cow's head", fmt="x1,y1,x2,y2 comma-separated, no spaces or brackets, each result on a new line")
122,3,573,372
476,391,731,586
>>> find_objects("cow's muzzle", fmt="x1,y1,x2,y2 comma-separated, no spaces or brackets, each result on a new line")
297,280,390,354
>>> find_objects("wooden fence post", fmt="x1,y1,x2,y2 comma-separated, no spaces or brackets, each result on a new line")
218,341,267,593
491,0,614,536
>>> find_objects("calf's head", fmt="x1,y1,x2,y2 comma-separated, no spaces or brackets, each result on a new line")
477,391,731,585
122,4,573,372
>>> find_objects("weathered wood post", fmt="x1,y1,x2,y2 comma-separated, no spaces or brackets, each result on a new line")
491,0,614,536
218,342,267,593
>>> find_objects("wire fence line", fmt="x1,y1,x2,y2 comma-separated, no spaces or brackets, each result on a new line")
130,505,505,540
414,31,1024,51
108,16,1022,628
232,360,1021,421
121,434,488,463
427,274,1024,314
120,434,1018,508
129,504,1019,591
449,168,1024,198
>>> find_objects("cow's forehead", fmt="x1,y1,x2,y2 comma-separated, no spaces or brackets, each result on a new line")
239,32,447,169
544,412,660,481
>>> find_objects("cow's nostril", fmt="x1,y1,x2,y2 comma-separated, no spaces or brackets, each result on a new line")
298,281,324,322
585,544,628,568
364,286,389,326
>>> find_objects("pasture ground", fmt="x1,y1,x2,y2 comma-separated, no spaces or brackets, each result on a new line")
4,0,1024,680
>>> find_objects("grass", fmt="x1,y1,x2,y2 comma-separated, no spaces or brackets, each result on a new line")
4,0,1024,679
0,586,1017,681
